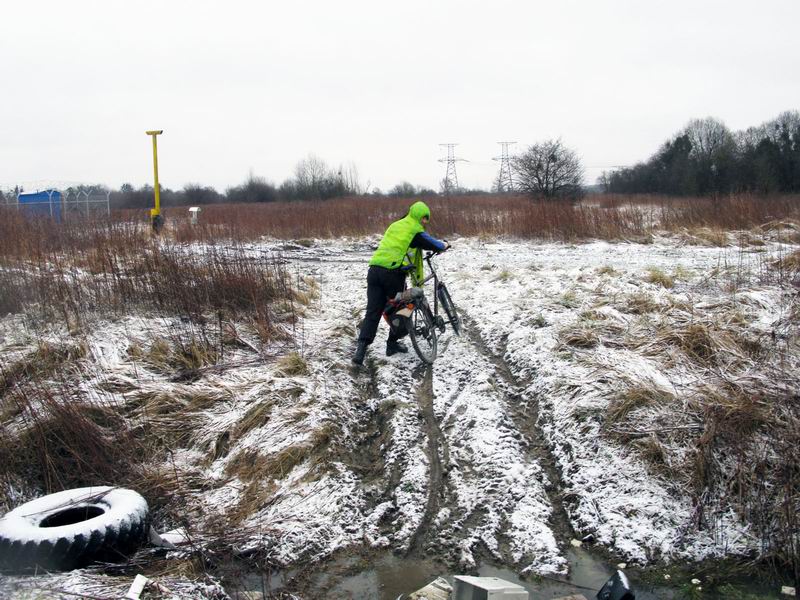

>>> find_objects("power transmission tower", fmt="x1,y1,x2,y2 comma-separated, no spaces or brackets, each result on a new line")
493,141,516,193
438,143,465,197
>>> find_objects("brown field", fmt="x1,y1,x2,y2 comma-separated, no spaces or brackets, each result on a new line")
1,192,798,331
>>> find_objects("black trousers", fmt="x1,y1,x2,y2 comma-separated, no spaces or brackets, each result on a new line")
358,266,408,345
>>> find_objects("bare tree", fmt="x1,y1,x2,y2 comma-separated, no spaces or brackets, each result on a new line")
597,170,612,193
294,154,329,198
389,181,417,197
338,161,363,195
512,139,584,199
682,117,735,159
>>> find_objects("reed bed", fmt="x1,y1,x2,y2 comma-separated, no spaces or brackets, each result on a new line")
2,193,798,256
151,193,800,244
0,210,295,337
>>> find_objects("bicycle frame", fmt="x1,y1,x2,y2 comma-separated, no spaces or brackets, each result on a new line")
420,253,441,318
407,251,456,330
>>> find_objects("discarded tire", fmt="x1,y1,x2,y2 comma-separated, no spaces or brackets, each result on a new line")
0,486,149,572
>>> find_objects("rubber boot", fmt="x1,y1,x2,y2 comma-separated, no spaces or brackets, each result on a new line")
352,341,368,365
386,340,408,356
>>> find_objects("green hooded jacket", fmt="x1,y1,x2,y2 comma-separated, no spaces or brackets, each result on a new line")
369,201,430,284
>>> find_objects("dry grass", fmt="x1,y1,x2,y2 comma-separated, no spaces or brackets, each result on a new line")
2,194,798,261
578,309,608,322
656,321,719,363
160,194,653,242
632,435,669,472
222,421,337,526
558,290,579,308
672,265,693,281
295,276,320,306
601,371,799,576
226,420,334,484
646,267,675,288
0,379,146,508
681,227,729,247
624,292,661,314
161,193,800,243
143,336,219,375
558,325,599,349
276,352,309,377
0,340,87,398
233,398,277,441
1,346,219,524
597,265,618,276
606,385,675,424
594,287,800,578
772,249,800,278
737,231,768,247
525,314,548,328
0,212,295,339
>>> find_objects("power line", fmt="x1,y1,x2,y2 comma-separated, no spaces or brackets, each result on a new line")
584,165,632,169
438,143,466,196
492,141,516,193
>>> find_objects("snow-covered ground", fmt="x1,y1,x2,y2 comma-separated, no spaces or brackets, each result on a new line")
443,238,798,564
1,232,798,598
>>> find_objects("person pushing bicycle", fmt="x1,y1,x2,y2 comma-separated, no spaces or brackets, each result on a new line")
352,201,450,366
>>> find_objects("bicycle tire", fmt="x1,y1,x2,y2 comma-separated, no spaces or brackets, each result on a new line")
437,283,461,336
408,303,437,364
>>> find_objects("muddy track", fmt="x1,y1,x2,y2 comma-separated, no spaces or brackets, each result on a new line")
286,246,566,562
459,311,575,542
335,362,394,483
404,366,450,557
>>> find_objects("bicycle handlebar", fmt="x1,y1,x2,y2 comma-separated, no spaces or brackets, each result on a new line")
424,244,451,260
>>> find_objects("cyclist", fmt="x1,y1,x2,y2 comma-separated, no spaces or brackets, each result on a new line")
352,201,449,365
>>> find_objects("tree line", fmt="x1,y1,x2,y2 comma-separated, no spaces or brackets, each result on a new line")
107,155,367,209
603,111,800,196
80,153,484,209
4,110,797,208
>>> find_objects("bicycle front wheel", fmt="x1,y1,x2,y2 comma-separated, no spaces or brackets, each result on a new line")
408,303,437,364
437,283,461,336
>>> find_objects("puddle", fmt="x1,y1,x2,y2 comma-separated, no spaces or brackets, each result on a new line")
306,548,671,600
313,554,443,599
474,548,671,599
239,546,785,599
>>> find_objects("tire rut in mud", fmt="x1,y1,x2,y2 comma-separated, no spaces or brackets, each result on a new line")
338,361,402,490
459,311,575,542
405,365,449,558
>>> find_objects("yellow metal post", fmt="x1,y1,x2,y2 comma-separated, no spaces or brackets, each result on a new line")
146,130,163,229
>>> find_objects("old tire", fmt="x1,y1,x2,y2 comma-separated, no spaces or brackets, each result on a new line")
0,486,149,572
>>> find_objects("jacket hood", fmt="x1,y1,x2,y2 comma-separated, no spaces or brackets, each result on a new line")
407,201,430,224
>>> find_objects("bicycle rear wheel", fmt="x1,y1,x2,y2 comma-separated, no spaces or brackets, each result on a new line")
408,303,437,364
437,283,461,336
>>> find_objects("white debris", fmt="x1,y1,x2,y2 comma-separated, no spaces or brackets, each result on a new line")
125,574,149,600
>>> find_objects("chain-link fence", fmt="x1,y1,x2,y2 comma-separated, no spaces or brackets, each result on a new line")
0,185,110,220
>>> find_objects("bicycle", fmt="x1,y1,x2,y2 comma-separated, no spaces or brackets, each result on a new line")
382,250,460,364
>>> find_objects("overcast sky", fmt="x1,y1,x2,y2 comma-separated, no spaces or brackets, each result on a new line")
2,0,798,194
